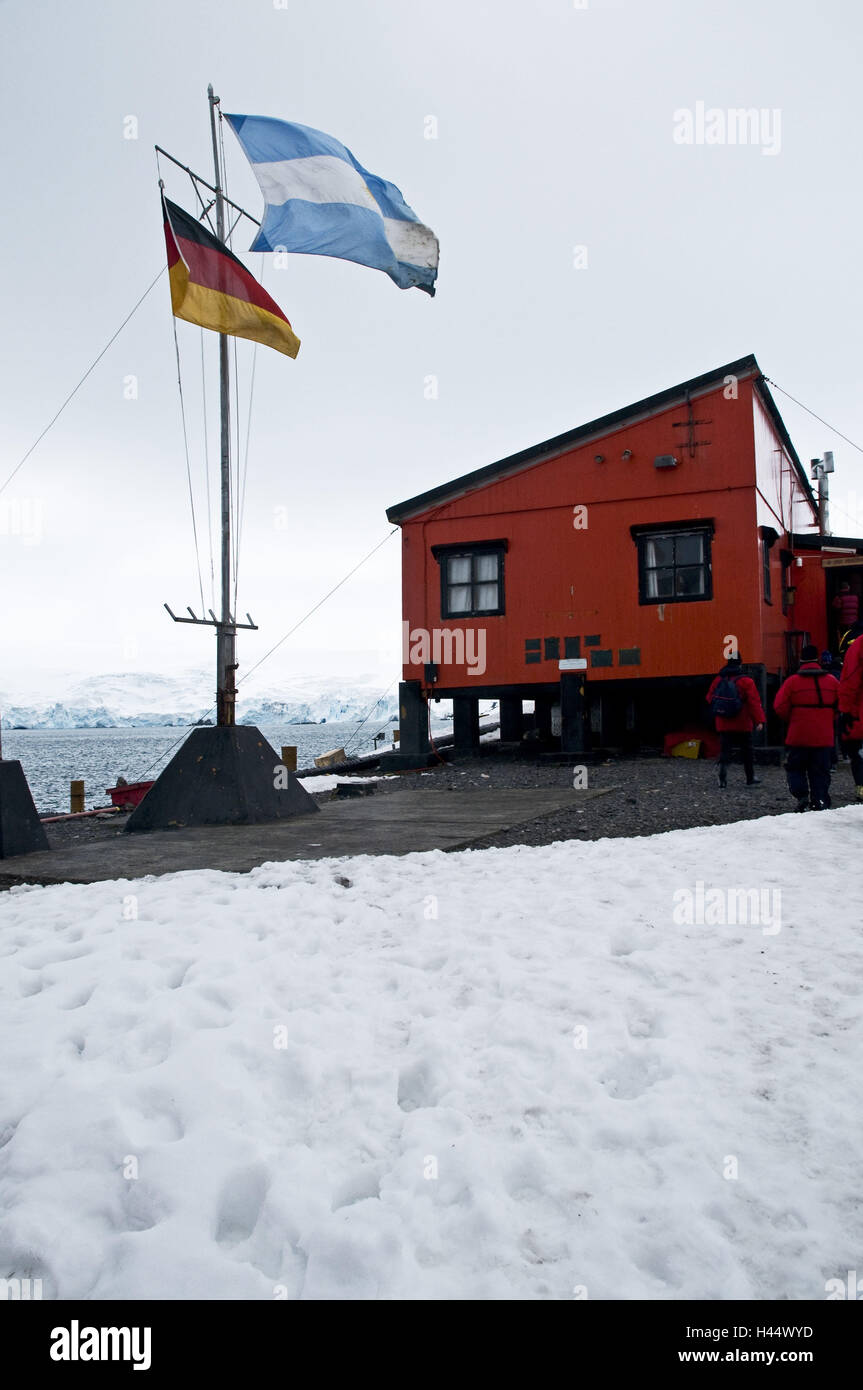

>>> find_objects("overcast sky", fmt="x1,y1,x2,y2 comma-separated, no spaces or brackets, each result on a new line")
1,0,861,701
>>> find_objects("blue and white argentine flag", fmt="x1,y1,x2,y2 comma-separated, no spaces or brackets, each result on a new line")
225,114,439,295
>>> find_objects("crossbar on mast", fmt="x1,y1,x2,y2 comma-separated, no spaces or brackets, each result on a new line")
154,144,261,227
164,603,258,629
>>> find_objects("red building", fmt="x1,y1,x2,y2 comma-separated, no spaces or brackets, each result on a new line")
384,355,863,763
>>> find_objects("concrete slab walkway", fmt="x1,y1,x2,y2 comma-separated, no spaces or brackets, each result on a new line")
0,787,607,887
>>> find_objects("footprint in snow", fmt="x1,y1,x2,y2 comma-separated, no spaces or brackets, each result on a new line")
119,1092,184,1146
609,930,641,957
331,1166,382,1211
625,1008,665,1040
0,1247,57,1300
118,1023,173,1071
162,959,194,990
599,1052,670,1100
215,1164,270,1249
58,984,96,1011
121,1180,168,1233
0,1119,21,1151
19,943,93,969
397,1059,443,1112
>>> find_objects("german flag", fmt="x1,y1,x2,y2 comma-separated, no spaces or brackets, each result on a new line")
162,195,300,358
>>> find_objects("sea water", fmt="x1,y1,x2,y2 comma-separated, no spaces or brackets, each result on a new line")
1,720,444,814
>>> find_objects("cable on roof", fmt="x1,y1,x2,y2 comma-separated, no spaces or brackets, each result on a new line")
762,377,863,456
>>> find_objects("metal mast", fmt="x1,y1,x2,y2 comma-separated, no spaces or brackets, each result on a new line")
132,87,318,836
208,84,236,726
162,89,259,718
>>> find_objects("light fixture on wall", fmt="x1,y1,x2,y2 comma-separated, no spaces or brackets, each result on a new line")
622,449,633,460
594,453,605,463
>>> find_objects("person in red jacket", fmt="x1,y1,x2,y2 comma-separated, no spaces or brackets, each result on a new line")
838,620,863,803
707,655,766,788
832,581,860,633
774,644,840,811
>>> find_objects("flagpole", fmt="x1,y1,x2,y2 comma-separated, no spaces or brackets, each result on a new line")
208,83,236,727
129,96,320,835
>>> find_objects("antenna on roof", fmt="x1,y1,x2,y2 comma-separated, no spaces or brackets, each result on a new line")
811,451,835,535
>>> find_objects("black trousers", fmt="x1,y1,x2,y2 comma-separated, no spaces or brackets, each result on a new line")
719,731,754,782
786,746,832,805
842,739,863,787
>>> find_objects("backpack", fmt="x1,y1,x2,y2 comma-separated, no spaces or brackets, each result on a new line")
711,674,744,719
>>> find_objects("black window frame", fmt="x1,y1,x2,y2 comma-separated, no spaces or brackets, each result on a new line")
431,539,507,619
779,546,794,616
761,538,772,603
760,525,778,606
631,520,714,606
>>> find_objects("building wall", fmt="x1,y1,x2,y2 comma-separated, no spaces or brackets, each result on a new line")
751,388,822,670
790,554,830,652
400,375,812,692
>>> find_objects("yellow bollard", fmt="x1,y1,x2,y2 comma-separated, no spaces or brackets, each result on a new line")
70,779,85,814
281,745,297,772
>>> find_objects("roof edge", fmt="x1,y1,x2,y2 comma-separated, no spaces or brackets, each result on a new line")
752,376,818,512
791,532,863,551
387,354,762,524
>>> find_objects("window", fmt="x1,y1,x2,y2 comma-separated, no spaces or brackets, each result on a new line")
761,538,772,603
432,541,506,618
760,526,778,605
780,547,795,615
634,524,713,605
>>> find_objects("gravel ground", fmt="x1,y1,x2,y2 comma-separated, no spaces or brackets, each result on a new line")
26,747,862,859
373,747,863,849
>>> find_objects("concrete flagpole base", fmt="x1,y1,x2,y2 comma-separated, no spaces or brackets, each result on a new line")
0,760,50,857
124,726,319,832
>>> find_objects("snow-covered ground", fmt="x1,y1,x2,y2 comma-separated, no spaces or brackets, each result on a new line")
296,774,386,793
1,808,861,1301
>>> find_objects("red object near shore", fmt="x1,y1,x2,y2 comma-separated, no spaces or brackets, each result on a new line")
106,781,154,809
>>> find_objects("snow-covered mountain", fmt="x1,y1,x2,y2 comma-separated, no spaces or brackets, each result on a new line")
0,670,400,730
